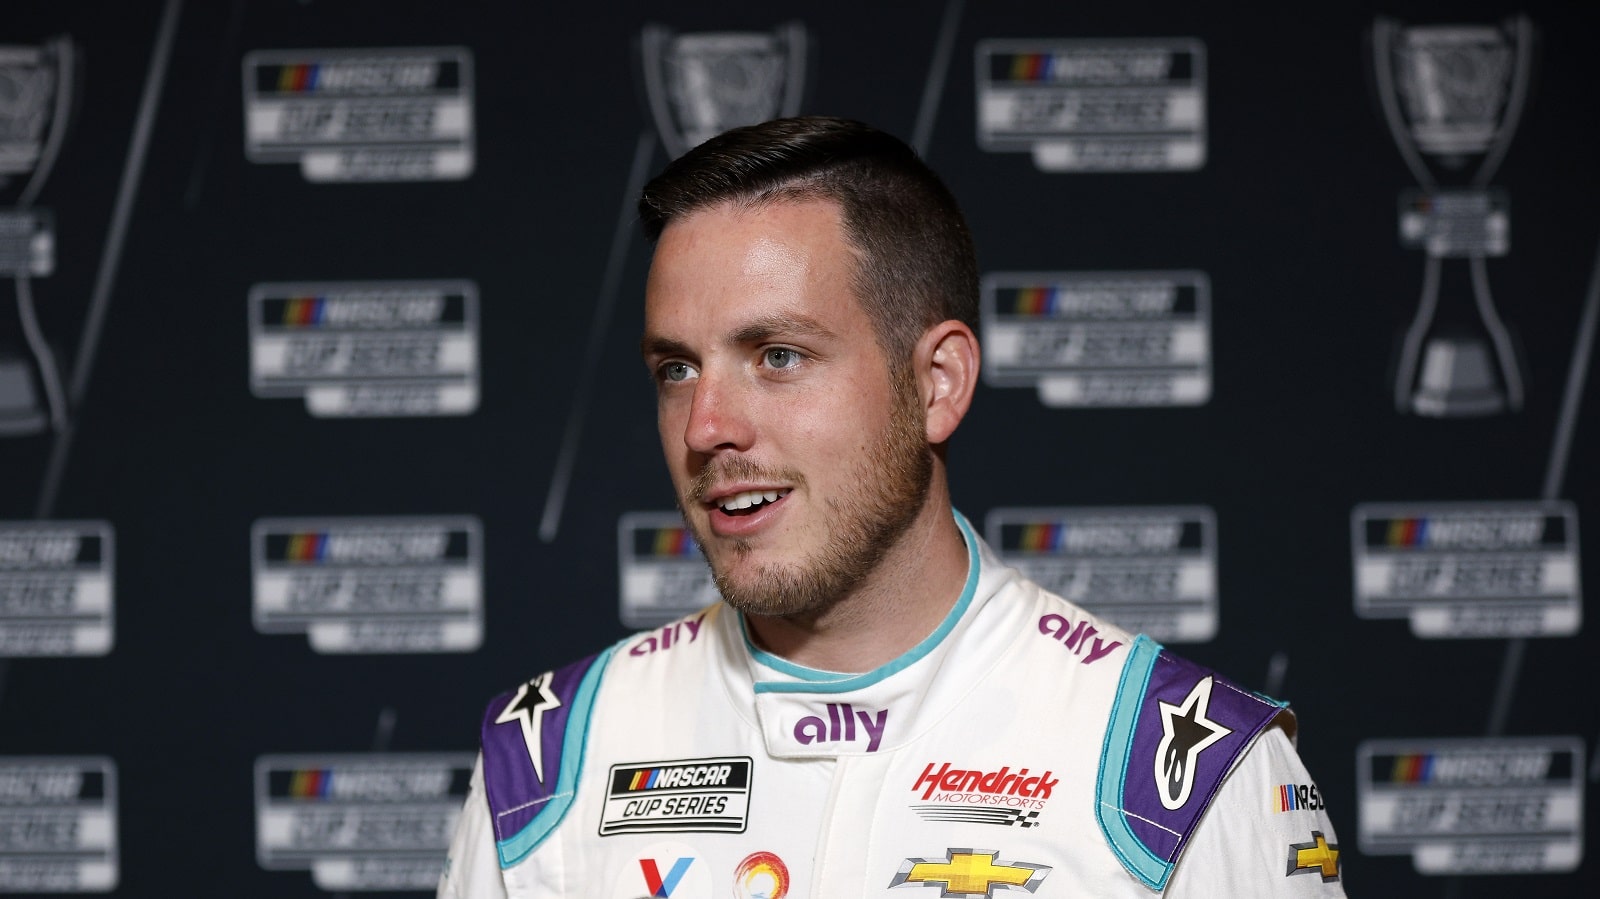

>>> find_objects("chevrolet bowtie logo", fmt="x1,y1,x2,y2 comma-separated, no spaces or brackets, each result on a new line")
889,849,1050,896
1286,831,1341,881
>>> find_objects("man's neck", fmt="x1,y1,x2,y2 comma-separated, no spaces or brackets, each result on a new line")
740,495,970,674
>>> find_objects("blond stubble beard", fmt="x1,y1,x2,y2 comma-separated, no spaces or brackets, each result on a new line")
681,373,933,620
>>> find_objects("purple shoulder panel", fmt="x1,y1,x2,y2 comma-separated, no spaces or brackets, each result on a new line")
479,650,609,857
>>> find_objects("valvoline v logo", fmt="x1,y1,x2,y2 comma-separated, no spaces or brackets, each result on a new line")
639,857,694,896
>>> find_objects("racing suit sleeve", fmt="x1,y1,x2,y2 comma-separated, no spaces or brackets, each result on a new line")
437,756,508,899
1161,727,1348,897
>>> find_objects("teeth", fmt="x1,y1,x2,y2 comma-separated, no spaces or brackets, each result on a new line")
719,489,787,512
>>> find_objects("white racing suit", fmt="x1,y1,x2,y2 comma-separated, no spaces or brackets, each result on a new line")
440,514,1346,897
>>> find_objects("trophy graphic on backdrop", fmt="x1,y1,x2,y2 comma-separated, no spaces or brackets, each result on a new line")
0,37,72,437
1371,16,1533,417
640,22,807,160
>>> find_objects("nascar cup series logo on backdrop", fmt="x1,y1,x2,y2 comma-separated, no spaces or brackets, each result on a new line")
0,521,113,657
617,512,717,629
1371,16,1534,416
0,757,117,892
251,516,483,653
248,280,479,417
981,272,1210,408
1350,501,1580,638
987,507,1217,642
1357,737,1584,874
640,22,807,159
976,38,1205,172
1,38,73,438
254,753,472,891
243,47,474,182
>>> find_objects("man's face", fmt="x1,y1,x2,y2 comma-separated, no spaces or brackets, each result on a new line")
642,198,933,619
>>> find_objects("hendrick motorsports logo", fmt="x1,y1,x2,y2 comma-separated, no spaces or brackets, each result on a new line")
599,758,752,836
976,38,1205,172
1351,501,1581,637
1357,737,1584,874
248,280,479,417
0,522,113,657
618,512,717,629
255,752,472,891
910,762,1057,828
243,47,473,181
987,506,1217,642
0,757,117,892
981,271,1210,408
251,516,483,653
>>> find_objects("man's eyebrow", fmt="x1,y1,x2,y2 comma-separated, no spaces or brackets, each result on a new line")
640,334,690,359
729,312,837,345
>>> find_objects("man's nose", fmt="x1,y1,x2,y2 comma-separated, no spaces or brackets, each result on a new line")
683,373,755,455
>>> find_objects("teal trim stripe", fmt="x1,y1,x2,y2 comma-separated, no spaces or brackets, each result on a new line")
749,510,983,694
496,644,616,867
1094,635,1171,890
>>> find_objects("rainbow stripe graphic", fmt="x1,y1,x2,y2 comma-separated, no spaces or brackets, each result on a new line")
734,851,790,899
276,63,321,93
1276,784,1302,812
280,295,326,328
1384,518,1429,548
1010,286,1063,317
1389,753,1435,784
627,767,669,791
289,769,332,798
1017,523,1067,553
1006,53,1061,83
284,532,329,564
650,527,698,557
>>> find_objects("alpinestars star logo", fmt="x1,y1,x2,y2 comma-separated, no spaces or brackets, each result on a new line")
1154,675,1232,810
495,671,562,783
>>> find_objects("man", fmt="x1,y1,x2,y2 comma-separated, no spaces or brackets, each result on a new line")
440,117,1345,897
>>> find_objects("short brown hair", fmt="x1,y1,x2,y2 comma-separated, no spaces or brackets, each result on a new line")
638,116,978,370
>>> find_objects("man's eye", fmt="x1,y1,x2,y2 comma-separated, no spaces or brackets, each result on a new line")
764,348,800,369
660,361,698,382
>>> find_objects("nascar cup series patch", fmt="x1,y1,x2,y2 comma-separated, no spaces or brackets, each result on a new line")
0,757,117,892
599,757,753,836
251,516,483,653
1357,737,1584,874
254,752,473,890
976,38,1205,172
1351,501,1581,637
243,47,473,182
981,271,1210,408
987,507,1217,643
0,521,113,657
248,280,480,418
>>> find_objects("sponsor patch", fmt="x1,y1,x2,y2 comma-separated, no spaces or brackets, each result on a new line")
609,841,711,898
248,280,479,417
910,762,1055,827
793,703,888,753
980,272,1210,408
988,506,1217,642
889,849,1050,896
599,757,752,836
1351,501,1581,637
1154,676,1232,810
254,753,472,890
618,512,717,629
977,38,1205,172
251,516,483,653
0,521,113,657
0,209,52,277
1274,783,1325,813
734,851,789,898
1285,831,1341,881
627,614,709,658
243,47,473,182
1357,736,1584,874
0,757,117,892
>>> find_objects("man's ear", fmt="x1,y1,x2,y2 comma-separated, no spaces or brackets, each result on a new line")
915,320,979,445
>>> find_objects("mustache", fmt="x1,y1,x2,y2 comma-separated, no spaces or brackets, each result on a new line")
687,457,806,505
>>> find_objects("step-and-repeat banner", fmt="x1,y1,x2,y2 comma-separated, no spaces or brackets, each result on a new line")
1,1,1595,895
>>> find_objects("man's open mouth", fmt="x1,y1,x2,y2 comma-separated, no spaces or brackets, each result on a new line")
716,489,791,516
